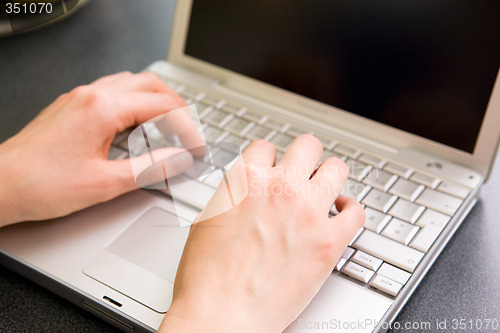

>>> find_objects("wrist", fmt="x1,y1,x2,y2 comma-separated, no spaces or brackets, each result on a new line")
159,297,251,333
0,138,29,226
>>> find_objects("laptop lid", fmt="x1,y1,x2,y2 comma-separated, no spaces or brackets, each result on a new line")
166,0,500,180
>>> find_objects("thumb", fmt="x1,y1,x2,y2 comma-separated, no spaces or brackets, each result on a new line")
328,196,365,251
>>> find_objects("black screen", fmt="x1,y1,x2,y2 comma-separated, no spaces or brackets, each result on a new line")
185,0,500,153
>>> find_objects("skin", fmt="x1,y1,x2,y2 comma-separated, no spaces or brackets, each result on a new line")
0,72,365,332
0,71,203,225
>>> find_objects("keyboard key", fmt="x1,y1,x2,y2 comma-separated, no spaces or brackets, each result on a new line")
335,246,356,271
383,162,413,179
409,224,444,253
342,261,375,283
183,157,213,180
363,207,391,233
389,179,425,202
203,169,224,189
211,149,239,169
377,263,411,285
353,230,424,272
334,144,361,159
199,106,214,119
349,227,364,246
221,104,245,116
415,188,462,216
242,110,267,124
108,146,128,160
225,118,254,136
335,258,348,271
158,175,216,209
276,151,284,164
204,109,233,128
388,199,425,223
358,153,386,169
341,247,355,259
437,182,470,199
111,130,131,147
346,159,372,182
341,179,371,202
411,209,449,252
370,274,403,296
320,150,346,164
363,169,398,192
410,172,440,189
315,135,336,150
361,189,397,213
352,251,383,270
179,88,203,101
164,80,181,91
124,134,147,154
200,95,224,108
415,209,450,229
286,127,309,137
245,126,275,140
202,125,225,142
221,134,247,147
264,119,289,132
381,218,419,245
269,133,294,152
193,101,212,114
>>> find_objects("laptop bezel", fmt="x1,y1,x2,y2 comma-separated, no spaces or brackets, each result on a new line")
166,0,500,179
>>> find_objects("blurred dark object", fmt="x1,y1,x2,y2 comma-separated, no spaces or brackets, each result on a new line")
0,0,88,37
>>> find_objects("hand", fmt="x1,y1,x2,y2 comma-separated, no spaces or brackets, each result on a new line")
160,135,365,333
0,71,204,226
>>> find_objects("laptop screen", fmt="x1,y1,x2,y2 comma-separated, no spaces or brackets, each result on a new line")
185,0,500,153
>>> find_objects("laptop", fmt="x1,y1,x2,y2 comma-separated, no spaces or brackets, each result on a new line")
1,1,499,332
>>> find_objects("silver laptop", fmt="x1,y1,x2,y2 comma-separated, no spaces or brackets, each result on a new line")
1,1,499,332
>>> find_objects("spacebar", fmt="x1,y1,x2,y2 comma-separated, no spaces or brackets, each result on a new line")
157,176,216,210
353,230,424,273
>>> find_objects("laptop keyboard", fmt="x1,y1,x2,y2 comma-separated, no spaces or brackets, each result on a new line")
108,79,470,298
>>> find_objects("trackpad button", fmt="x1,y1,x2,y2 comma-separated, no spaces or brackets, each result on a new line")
83,207,190,313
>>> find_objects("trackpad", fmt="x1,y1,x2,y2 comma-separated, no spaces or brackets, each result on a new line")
83,207,190,313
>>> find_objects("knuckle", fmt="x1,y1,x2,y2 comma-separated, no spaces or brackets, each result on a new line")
69,87,109,115
68,85,92,98
118,70,133,76
81,91,106,109
140,71,166,88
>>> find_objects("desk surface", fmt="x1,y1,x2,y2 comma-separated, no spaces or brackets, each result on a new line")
1,1,499,332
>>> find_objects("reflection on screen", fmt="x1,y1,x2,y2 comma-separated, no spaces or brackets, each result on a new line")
186,0,500,153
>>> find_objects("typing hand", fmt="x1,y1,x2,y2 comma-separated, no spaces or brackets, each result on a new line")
160,135,365,333
0,71,204,226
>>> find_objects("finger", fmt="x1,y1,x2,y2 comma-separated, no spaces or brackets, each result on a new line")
110,92,188,131
197,154,248,223
90,71,134,86
277,134,323,178
242,139,276,166
106,147,193,193
328,196,365,245
153,106,206,155
91,72,187,107
309,157,349,211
